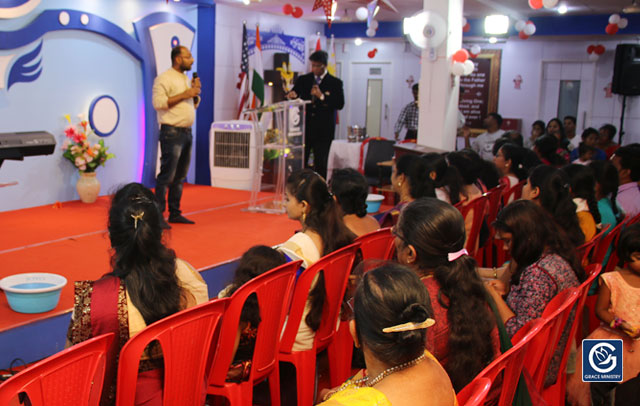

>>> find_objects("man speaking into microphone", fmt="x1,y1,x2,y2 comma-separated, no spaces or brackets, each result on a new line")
287,50,344,179
152,45,200,226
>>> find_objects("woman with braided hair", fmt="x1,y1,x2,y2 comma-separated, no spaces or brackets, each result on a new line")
562,164,602,241
66,183,208,405
329,168,379,237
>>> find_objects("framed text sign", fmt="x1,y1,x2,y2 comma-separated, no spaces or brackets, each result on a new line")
458,49,502,131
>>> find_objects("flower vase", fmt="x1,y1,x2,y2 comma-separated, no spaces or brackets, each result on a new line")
76,172,100,203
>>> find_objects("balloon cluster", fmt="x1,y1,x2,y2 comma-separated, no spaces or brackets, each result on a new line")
451,49,475,76
367,48,378,59
356,0,379,38
586,44,606,61
463,17,470,33
282,4,303,18
515,20,536,40
606,14,628,35
468,44,481,58
528,0,558,9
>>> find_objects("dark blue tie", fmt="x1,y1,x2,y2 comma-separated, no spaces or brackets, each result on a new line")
315,76,322,85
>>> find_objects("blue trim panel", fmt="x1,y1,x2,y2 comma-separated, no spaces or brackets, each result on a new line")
132,13,196,188
0,259,237,369
325,21,403,38
0,0,35,7
195,5,215,185
88,95,120,137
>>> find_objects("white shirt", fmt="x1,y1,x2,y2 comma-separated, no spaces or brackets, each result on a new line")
471,129,505,161
152,68,196,128
568,135,580,151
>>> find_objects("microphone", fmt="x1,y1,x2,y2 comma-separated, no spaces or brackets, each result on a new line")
192,72,200,104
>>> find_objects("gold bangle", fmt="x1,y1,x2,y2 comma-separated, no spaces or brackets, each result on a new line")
493,267,498,279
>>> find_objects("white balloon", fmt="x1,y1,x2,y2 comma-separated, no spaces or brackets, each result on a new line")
370,19,379,30
356,7,368,21
515,20,526,32
451,62,465,76
609,14,621,24
463,17,467,26
523,23,536,36
366,28,376,37
470,44,481,55
463,60,475,75
618,18,629,29
588,53,599,62
542,0,558,8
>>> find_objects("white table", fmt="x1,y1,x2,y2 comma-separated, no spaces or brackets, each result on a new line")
326,139,363,182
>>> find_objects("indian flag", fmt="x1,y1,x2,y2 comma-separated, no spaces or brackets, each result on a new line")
250,25,265,107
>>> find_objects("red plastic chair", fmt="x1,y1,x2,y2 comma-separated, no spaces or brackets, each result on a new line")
0,333,113,406
206,260,301,406
355,227,395,260
471,318,544,406
279,243,361,406
481,184,506,267
501,180,525,206
542,265,601,405
116,299,228,406
576,225,610,267
455,195,488,258
519,288,580,393
627,211,640,226
573,264,602,345
456,377,492,406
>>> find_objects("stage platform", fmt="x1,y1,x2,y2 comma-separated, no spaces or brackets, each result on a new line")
0,185,299,368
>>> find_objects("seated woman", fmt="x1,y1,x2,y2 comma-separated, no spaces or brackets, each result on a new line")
493,143,528,189
66,183,208,405
378,154,435,227
588,160,623,232
485,200,584,387
218,245,287,382
522,164,586,246
319,264,456,406
562,164,602,242
329,168,379,237
278,169,355,351
393,197,501,392
421,152,464,205
534,134,567,167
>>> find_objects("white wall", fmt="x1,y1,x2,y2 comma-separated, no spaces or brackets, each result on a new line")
213,4,324,122
468,36,640,146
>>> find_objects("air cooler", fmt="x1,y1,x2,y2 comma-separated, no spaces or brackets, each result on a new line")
209,120,255,190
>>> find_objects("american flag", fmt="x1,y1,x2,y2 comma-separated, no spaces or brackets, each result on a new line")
236,23,250,119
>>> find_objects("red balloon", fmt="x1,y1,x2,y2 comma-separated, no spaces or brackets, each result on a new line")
463,22,471,33
587,45,595,54
519,31,530,40
528,0,543,9
292,7,303,18
595,45,606,55
282,4,293,15
605,23,619,35
367,50,376,59
452,49,469,63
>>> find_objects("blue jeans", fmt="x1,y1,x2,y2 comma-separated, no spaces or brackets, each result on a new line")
155,125,192,217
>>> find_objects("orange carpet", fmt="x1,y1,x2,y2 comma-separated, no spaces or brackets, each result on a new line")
0,184,299,332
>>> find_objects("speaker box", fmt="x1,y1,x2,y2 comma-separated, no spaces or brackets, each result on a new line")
612,44,640,96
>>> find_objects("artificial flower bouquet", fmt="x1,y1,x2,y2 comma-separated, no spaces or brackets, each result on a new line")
61,115,114,172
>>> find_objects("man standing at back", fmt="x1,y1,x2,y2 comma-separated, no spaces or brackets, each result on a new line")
152,45,200,226
463,112,505,161
394,84,419,141
287,50,344,179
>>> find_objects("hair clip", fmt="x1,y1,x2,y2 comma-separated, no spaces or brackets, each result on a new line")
130,194,152,204
131,212,144,229
447,248,468,262
382,318,435,333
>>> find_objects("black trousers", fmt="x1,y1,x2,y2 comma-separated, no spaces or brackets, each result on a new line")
155,124,192,217
304,136,333,180
405,129,417,140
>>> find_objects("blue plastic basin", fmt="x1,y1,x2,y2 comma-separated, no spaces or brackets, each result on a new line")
0,273,67,314
366,194,385,214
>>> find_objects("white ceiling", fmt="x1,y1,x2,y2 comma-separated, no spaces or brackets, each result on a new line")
214,0,636,22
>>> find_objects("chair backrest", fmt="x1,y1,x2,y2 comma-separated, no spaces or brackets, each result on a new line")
474,319,544,406
207,260,300,387
363,139,395,179
116,298,229,406
501,180,525,206
456,377,492,406
355,227,395,261
484,184,506,227
0,333,113,406
517,288,580,392
456,195,488,256
576,224,610,266
628,212,640,226
592,221,625,267
280,243,361,354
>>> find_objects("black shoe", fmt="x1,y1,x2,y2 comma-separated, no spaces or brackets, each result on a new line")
168,215,195,224
160,218,172,229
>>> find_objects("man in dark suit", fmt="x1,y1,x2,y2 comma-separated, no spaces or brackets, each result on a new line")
287,50,344,179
